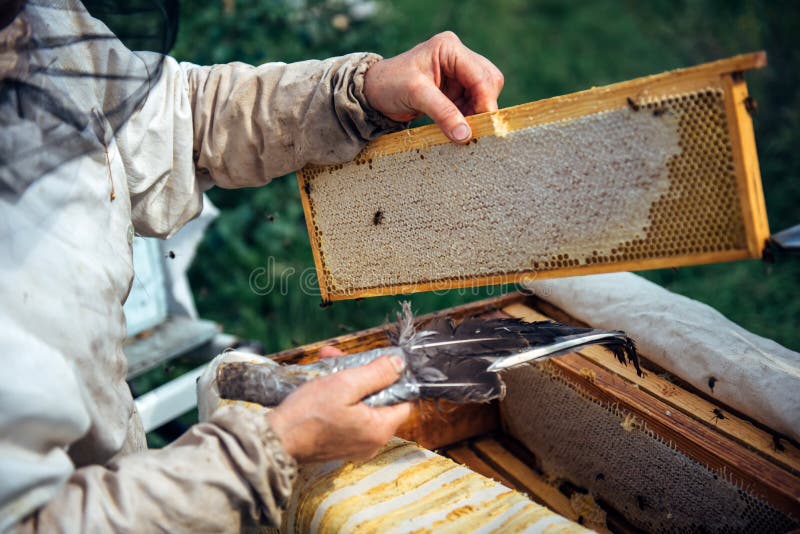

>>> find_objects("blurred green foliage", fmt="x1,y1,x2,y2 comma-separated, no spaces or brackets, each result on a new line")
172,0,799,352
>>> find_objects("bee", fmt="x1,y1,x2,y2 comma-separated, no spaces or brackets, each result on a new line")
373,209,384,225
595,473,605,481
707,376,717,393
711,408,726,424
626,97,640,112
772,434,786,452
265,214,275,222
165,250,176,259
744,96,758,115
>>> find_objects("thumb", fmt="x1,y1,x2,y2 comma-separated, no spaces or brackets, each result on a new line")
412,80,472,143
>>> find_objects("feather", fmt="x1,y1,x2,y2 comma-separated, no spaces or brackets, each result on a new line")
217,301,640,407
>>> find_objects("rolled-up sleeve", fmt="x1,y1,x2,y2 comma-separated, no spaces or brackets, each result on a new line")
119,52,402,239
183,52,402,189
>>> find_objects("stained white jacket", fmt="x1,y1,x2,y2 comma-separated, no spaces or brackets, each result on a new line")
0,2,399,531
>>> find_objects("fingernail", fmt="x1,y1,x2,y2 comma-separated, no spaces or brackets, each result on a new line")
451,123,470,141
389,355,406,373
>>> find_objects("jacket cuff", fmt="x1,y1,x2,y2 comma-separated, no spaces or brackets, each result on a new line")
208,403,298,527
348,52,407,140
260,415,298,512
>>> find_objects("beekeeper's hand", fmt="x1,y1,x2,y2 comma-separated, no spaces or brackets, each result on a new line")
266,355,412,462
364,31,504,144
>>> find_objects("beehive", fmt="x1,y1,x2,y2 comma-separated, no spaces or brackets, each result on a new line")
298,53,769,301
262,294,800,532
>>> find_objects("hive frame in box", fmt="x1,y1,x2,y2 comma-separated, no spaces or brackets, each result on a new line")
264,293,799,531
298,52,769,302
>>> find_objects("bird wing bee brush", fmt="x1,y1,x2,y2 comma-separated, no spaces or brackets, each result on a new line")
217,302,641,407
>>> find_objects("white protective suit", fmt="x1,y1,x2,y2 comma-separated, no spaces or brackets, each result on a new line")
0,2,401,531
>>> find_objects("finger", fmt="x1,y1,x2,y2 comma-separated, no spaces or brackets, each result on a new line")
438,40,503,114
469,72,503,114
411,79,471,143
319,346,344,359
336,355,406,403
464,57,504,114
441,76,465,103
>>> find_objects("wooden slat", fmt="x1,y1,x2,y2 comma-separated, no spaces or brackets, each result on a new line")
296,174,331,302
444,444,517,490
312,250,750,302
469,439,587,526
722,73,771,256
395,400,499,450
502,302,800,476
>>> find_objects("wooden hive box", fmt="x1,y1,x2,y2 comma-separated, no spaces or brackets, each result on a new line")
266,294,800,532
298,53,769,302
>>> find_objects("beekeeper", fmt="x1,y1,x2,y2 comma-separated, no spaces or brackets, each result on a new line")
0,0,504,531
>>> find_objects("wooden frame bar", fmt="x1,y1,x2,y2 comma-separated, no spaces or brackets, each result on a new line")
722,73,771,257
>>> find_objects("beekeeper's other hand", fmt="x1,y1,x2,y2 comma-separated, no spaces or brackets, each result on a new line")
364,31,504,144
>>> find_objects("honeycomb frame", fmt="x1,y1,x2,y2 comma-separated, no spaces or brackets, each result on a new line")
298,52,769,301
